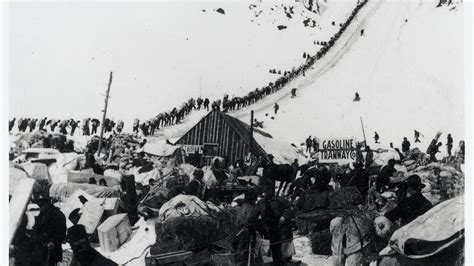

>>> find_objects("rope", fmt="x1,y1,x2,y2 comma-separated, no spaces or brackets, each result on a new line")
123,244,153,265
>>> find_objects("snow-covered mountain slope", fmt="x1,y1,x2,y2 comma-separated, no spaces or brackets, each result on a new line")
158,0,465,157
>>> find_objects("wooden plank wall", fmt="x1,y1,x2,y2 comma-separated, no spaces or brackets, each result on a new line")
177,112,252,165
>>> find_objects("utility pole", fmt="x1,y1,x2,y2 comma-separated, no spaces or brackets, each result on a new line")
97,71,113,156
199,76,202,98
249,110,254,151
360,116,367,146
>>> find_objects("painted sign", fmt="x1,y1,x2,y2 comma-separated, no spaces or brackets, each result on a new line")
182,145,203,154
319,138,357,163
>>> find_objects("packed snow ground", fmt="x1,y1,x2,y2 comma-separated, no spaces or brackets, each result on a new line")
157,0,464,160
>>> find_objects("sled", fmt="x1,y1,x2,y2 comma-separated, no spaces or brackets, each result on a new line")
9,178,35,244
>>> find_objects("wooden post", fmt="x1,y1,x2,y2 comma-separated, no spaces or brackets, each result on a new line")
360,116,367,146
97,72,113,155
249,110,254,151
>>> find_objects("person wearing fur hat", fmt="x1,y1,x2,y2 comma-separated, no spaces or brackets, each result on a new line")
385,175,432,226
31,197,67,265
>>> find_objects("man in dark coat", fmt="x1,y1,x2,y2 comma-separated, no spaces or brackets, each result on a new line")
32,197,67,265
257,187,294,266
385,175,432,226
39,117,47,131
67,224,117,266
28,118,37,132
312,137,319,152
446,134,453,156
91,119,100,135
374,132,380,143
401,137,410,154
291,159,299,179
274,102,279,114
376,159,396,192
414,130,422,143
429,142,442,162
305,136,312,153
196,97,203,110
185,169,204,198
70,119,79,136
9,118,16,132
203,98,210,111
365,146,374,169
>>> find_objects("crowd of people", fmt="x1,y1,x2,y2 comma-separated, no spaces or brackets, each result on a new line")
9,117,125,136
9,120,465,265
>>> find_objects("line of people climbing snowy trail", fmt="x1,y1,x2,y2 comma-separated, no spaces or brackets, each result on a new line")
9,1,369,137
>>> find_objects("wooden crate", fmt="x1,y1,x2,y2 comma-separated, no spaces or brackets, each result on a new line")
97,213,132,252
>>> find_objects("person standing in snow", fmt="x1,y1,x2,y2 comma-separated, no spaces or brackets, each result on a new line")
291,88,297,98
133,119,140,133
31,197,67,266
312,137,319,152
196,97,203,110
116,120,124,133
374,132,380,144
306,136,312,153
274,102,279,114
69,119,79,136
401,137,410,154
91,119,100,135
28,118,37,132
39,117,47,131
9,118,16,132
429,142,442,162
83,118,90,136
360,29,364,36
355,144,364,166
291,159,299,179
414,130,422,143
203,98,210,111
365,146,374,169
446,134,453,157
353,92,360,101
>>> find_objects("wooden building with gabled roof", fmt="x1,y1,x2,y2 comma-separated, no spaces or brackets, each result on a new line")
174,110,305,168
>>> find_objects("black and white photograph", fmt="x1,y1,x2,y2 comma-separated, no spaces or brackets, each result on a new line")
1,0,471,265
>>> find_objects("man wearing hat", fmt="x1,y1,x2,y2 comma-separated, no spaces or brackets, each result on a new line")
67,224,117,265
376,159,397,193
257,186,295,266
385,175,432,226
31,197,67,265
233,188,262,264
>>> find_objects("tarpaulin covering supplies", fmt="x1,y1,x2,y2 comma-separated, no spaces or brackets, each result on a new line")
50,183,119,200
158,195,219,223
143,143,182,157
381,196,464,259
